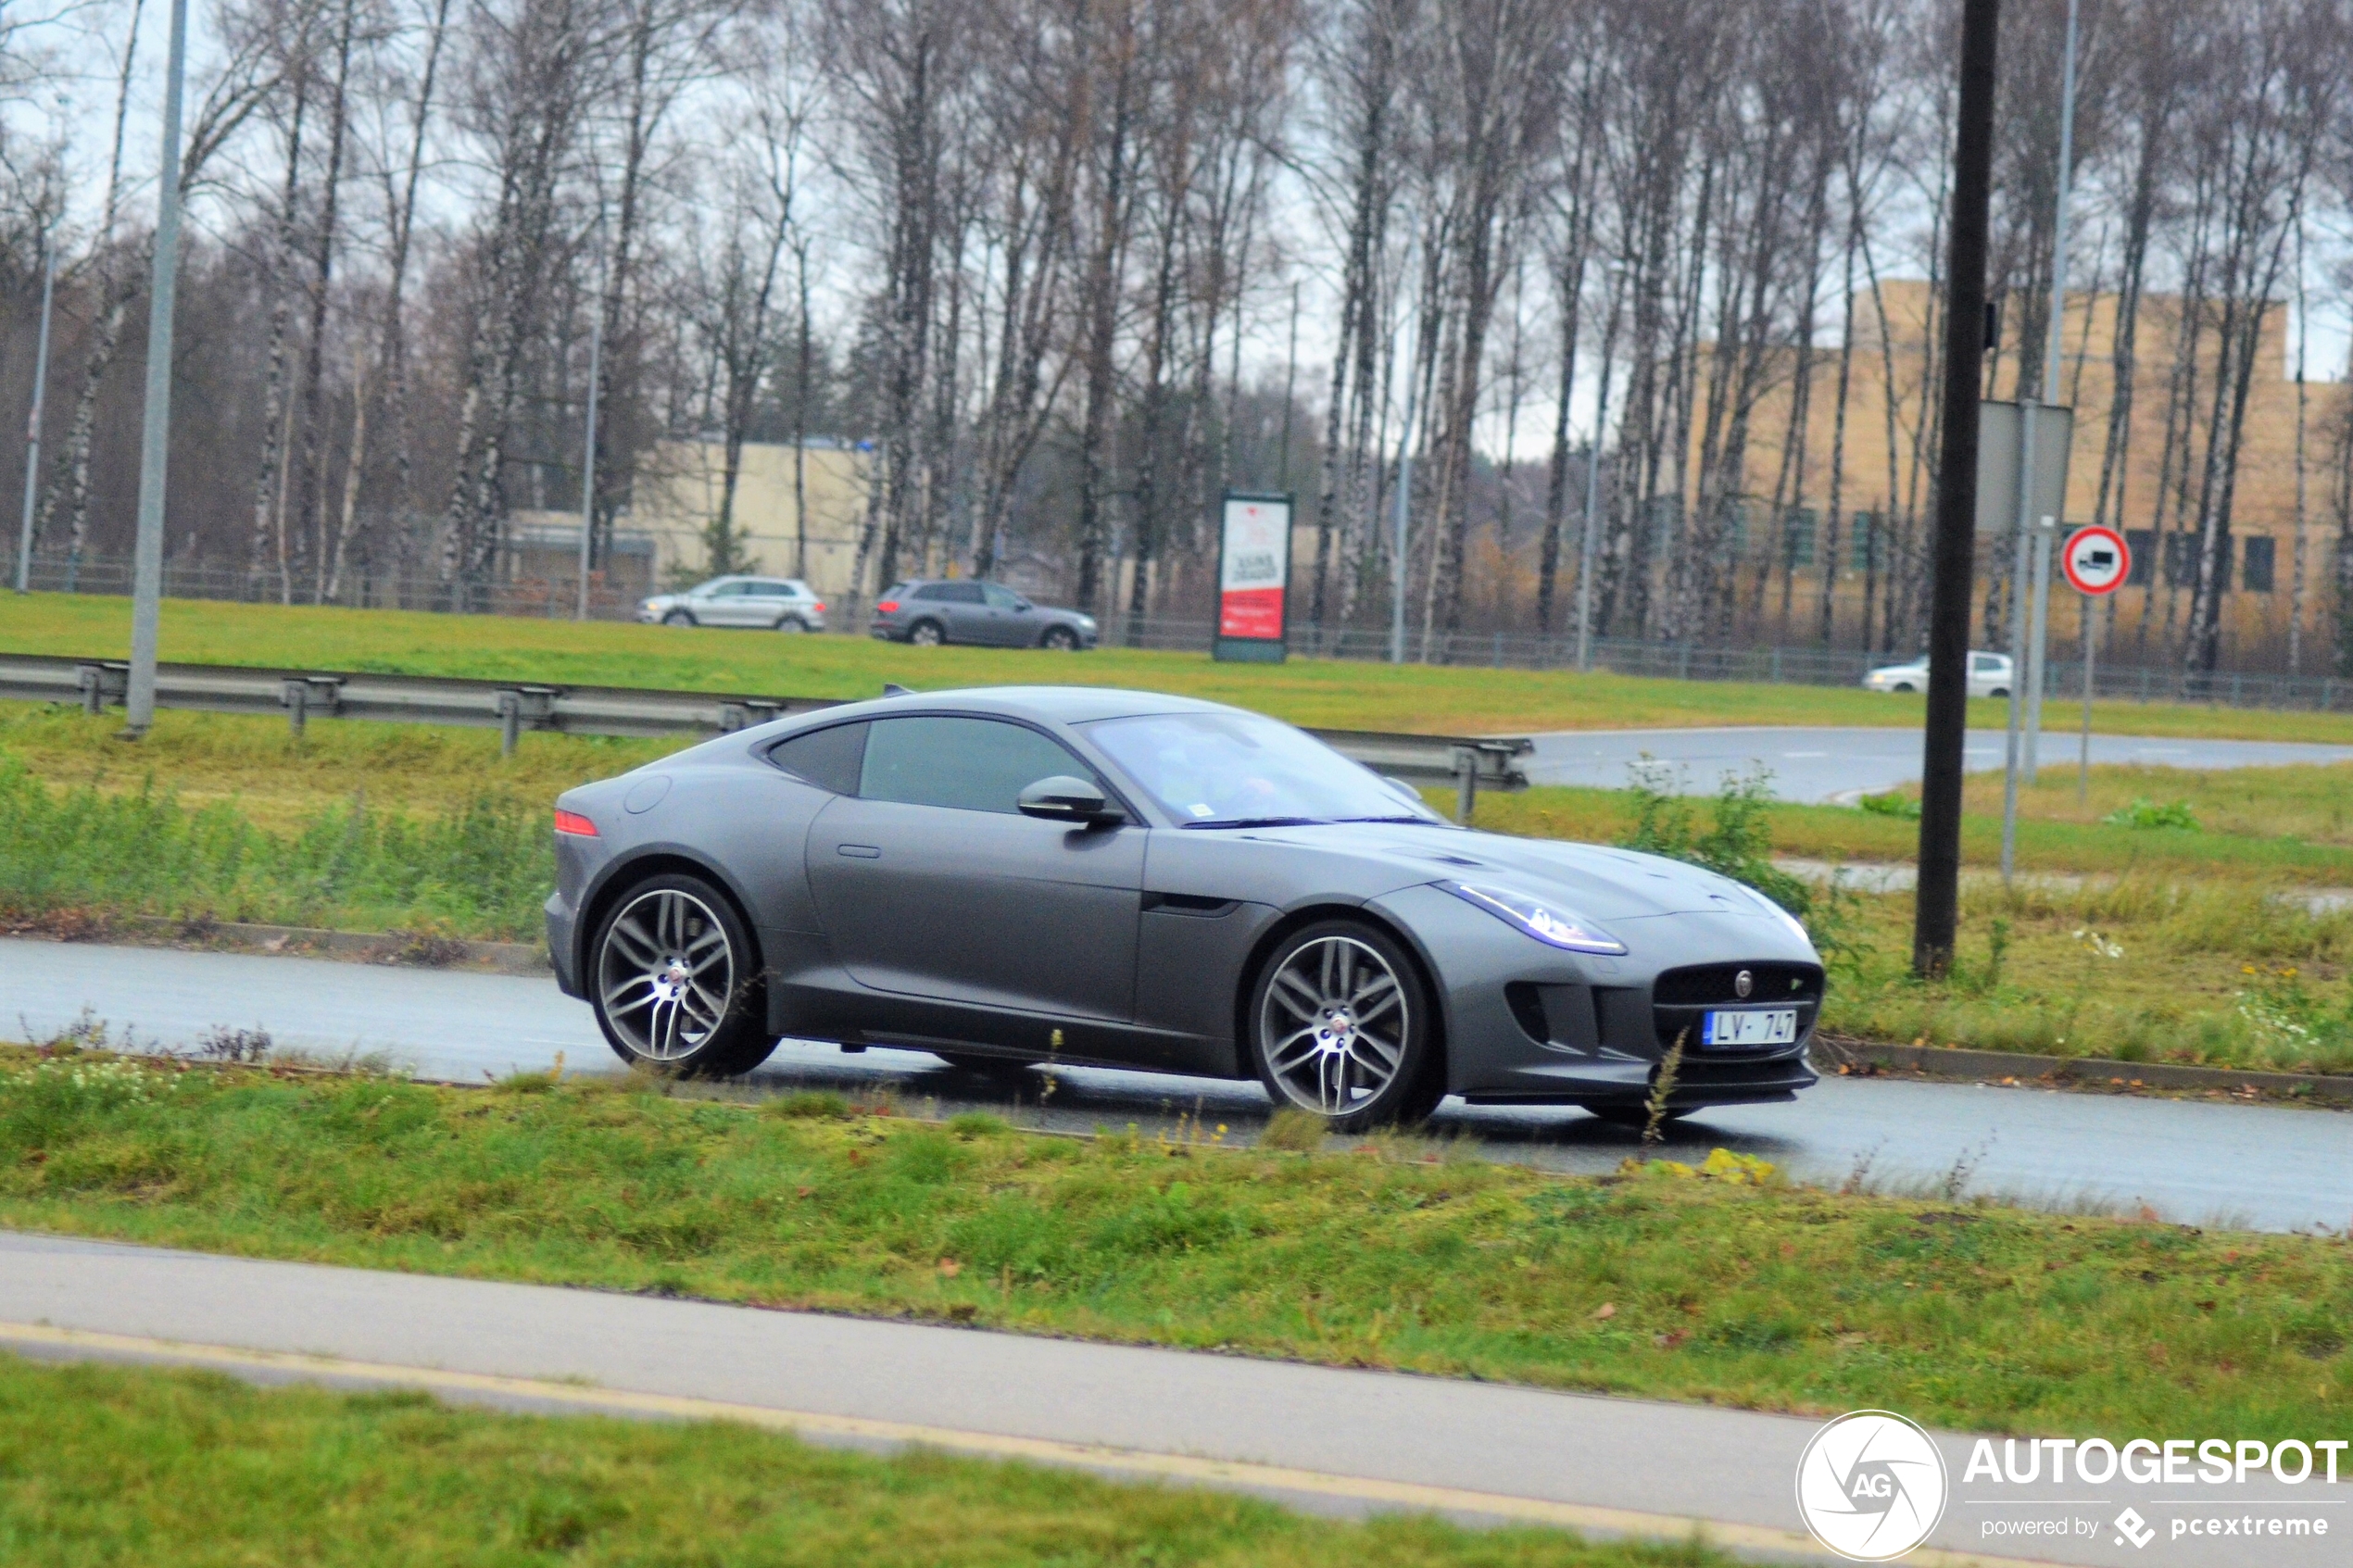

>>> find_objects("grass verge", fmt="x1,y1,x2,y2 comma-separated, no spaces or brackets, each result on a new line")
0,1355,1719,1567
2,1048,2347,1440
10,590,2351,743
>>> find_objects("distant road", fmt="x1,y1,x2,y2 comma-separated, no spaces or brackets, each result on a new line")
12,937,2351,1233
1522,725,2353,804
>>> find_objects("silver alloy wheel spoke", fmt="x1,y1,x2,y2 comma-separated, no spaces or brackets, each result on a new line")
1259,935,1408,1118
597,888,736,1062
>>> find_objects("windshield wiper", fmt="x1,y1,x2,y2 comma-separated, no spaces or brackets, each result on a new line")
1180,816,1327,830
1333,814,1440,824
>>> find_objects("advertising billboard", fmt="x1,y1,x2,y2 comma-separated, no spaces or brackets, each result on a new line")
1214,493,1292,663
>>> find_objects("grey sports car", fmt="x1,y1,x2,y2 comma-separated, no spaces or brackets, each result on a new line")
547,685,1823,1130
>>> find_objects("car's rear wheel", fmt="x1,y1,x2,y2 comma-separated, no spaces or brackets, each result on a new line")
589,873,775,1077
774,615,807,633
1988,686,2009,698
1249,920,1441,1132
662,609,696,628
908,619,945,647
1040,625,1079,651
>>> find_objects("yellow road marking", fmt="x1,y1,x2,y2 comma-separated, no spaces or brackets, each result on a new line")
1,1319,2070,1567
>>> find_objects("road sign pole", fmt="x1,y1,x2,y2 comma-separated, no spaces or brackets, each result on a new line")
2024,515,2054,779
2000,413,2034,888
2080,589,2095,805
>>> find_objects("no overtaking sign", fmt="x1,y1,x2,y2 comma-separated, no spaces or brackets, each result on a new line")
2062,525,2129,596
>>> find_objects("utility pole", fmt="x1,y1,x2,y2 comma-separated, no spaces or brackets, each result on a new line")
123,0,191,738
1389,315,1423,666
1276,281,1300,483
14,220,57,594
1914,0,2001,979
574,213,607,622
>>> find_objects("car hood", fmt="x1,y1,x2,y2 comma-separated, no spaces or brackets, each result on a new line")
1224,822,1793,922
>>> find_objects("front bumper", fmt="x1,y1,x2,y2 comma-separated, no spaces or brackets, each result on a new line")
1368,884,1821,1108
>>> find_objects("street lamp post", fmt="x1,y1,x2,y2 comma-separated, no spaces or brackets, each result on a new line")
123,0,192,737
14,220,57,594
574,213,608,622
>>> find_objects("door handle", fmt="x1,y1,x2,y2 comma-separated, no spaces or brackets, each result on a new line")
837,844,881,859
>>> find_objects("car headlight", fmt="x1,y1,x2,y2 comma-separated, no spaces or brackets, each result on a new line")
1439,881,1626,955
1076,615,1097,630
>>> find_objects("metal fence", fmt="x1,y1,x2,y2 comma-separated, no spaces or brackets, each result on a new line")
20,554,2351,713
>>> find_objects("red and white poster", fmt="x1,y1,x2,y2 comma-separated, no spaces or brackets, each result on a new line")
1216,495,1292,653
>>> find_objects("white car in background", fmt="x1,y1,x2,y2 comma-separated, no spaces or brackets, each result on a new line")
640,576,827,633
1862,650,2013,698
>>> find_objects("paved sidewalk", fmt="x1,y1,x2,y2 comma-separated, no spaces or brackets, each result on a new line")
5,1233,2344,1564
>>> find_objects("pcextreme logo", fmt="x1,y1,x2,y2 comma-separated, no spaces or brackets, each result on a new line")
1794,1410,1951,1562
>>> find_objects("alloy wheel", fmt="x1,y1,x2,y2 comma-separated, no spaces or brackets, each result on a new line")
909,621,944,646
1258,935,1407,1116
596,886,736,1061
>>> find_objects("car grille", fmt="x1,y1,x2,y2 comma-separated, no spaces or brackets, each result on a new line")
1652,961,1823,1055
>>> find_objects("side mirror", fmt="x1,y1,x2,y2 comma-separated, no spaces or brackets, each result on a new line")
1014,602,1033,613
1019,774,1116,825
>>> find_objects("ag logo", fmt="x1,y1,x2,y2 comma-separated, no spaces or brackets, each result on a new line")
1735,969,1754,998
1794,1410,1949,1561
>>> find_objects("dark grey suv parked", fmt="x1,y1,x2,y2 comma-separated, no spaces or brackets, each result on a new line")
870,580,1099,649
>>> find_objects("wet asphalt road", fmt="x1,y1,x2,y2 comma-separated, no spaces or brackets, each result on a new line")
10,936,2349,1234
1523,725,2353,804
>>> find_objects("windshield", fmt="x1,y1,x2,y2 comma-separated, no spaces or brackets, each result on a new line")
1083,711,1441,828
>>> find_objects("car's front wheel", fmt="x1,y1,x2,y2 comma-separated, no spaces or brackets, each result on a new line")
1040,624,1079,651
589,873,775,1077
1249,920,1442,1132
907,619,945,647
662,609,696,628
1891,682,1916,693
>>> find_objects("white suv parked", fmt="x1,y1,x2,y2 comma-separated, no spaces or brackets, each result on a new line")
640,576,827,633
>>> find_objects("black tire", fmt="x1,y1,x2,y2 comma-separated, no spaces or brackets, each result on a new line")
1583,1104,1692,1131
1891,682,1916,694
662,609,696,628
1040,624,1080,651
908,619,946,647
774,615,808,633
588,872,774,1077
935,1051,1034,1083
1988,686,2009,698
1247,918,1443,1133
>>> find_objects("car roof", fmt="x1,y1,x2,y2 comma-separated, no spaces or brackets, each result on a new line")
780,684,1240,728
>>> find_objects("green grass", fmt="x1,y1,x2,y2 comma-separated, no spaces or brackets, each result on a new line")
3,1050,2347,1440
0,753,550,940
0,1356,1721,1567
10,590,2351,742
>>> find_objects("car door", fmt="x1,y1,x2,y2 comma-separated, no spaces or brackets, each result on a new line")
981,583,1030,646
698,581,753,627
736,579,787,626
805,714,1143,1024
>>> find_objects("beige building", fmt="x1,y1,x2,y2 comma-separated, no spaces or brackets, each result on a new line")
629,440,875,599
1715,280,2339,661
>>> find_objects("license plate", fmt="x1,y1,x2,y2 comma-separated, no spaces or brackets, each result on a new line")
1700,1009,1798,1048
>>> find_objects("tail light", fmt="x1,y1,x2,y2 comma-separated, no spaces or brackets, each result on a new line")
875,600,900,614
553,809,598,837
812,601,826,613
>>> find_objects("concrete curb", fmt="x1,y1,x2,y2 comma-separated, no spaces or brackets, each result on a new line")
1811,1032,2353,1106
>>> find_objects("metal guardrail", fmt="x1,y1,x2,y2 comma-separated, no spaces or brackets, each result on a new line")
0,653,1531,822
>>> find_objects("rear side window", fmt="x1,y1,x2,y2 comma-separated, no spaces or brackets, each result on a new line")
859,716,1091,815
912,583,950,600
768,721,868,795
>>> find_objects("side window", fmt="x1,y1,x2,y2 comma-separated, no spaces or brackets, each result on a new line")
752,580,790,596
982,583,1023,609
945,583,986,605
768,721,868,795
1970,655,2000,674
860,716,1094,815
913,583,950,601
713,581,751,597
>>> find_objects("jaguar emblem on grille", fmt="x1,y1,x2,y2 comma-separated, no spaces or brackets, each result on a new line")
1734,969,1754,998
